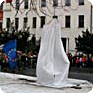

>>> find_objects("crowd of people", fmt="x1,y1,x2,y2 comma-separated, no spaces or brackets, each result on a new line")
67,53,93,68
0,49,93,73
0,50,37,73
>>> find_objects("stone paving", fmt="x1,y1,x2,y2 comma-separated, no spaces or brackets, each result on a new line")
0,72,93,93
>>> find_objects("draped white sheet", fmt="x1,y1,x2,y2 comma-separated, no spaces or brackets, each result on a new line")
36,19,71,87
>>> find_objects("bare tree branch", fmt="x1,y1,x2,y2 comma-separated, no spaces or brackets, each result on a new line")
9,0,79,18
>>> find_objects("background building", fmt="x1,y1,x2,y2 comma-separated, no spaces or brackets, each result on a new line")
0,1,4,33
3,0,93,55
0,0,12,33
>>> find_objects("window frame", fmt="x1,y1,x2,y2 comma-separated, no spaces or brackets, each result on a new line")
40,16,45,28
79,0,84,5
32,17,37,28
16,0,20,9
41,0,46,7
65,0,71,6
15,18,19,30
24,0,29,9
53,0,58,7
78,15,84,28
0,3,3,10
6,18,10,29
23,17,28,28
65,15,71,28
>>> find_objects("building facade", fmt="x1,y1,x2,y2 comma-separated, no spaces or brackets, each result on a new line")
3,0,93,55
0,10,3,32
0,1,4,33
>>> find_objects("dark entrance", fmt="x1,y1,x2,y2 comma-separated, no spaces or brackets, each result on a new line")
61,38,67,52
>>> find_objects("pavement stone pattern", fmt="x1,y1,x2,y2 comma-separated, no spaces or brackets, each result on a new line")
0,72,93,93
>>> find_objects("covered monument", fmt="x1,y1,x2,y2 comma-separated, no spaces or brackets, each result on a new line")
36,18,71,87
36,18,90,88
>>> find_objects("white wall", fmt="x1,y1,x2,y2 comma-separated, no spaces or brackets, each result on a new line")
3,0,92,54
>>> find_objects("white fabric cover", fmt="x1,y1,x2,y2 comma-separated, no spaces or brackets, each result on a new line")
36,19,70,86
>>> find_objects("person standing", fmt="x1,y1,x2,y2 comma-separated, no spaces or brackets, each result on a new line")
26,50,32,68
0,50,5,72
76,57,79,67
17,51,23,73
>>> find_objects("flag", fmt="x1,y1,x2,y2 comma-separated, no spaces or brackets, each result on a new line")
3,39,17,69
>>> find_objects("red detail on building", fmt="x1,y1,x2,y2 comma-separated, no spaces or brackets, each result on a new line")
0,11,3,20
6,0,12,3
0,0,12,3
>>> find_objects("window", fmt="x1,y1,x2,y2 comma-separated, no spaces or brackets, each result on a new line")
40,16,45,28
65,0,71,6
16,0,20,9
23,17,28,28
41,0,46,7
65,16,71,28
32,17,37,28
53,0,58,7
15,18,19,30
79,15,84,28
6,18,10,29
24,0,29,9
53,15,58,19
79,0,84,5
0,23,2,30
0,3,3,10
